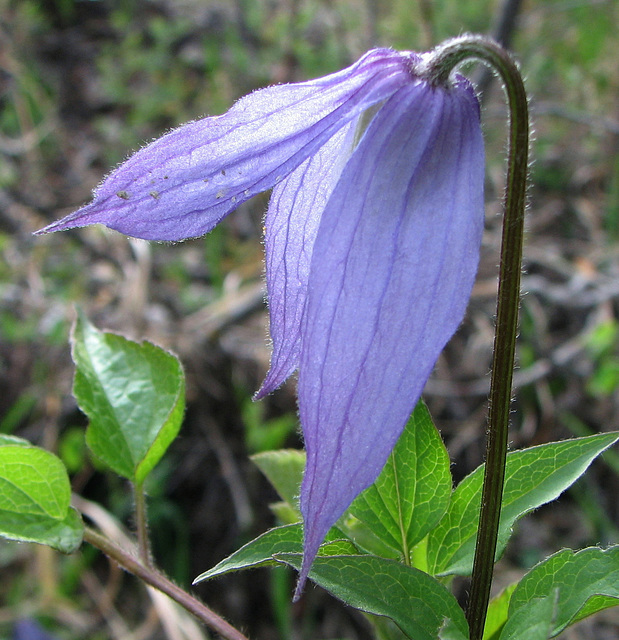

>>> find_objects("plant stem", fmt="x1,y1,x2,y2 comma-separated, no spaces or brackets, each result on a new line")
134,481,151,566
423,36,529,640
83,526,250,640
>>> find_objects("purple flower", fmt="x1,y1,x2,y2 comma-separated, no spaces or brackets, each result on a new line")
38,48,485,595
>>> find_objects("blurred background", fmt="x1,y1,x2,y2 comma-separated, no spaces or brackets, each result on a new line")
1,0,618,638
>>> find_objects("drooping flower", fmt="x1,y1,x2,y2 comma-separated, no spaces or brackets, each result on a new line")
38,48,485,595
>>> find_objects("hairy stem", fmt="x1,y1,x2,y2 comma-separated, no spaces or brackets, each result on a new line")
134,481,151,566
83,527,250,640
423,36,529,640
474,0,526,99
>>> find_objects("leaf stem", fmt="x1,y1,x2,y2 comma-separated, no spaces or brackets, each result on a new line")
422,36,529,640
134,481,151,566
83,526,250,640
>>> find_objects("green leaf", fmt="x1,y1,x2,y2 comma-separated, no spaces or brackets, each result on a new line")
339,513,403,559
194,523,358,583
71,310,185,483
0,435,31,447
250,403,452,561
241,399,297,453
371,615,413,640
0,446,69,519
270,501,302,525
508,546,619,637
427,432,619,576
483,583,517,640
499,593,555,640
439,616,470,640
348,400,451,559
276,554,469,640
195,524,303,580
250,448,398,557
0,443,83,552
251,448,304,515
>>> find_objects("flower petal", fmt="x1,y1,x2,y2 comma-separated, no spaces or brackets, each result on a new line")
38,50,416,241
295,78,484,595
256,118,359,398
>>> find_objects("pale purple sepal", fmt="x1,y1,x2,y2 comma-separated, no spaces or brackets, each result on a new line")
256,119,359,398
294,79,485,596
37,50,414,241
36,47,486,598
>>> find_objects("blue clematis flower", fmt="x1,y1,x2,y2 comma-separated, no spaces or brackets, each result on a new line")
38,48,485,595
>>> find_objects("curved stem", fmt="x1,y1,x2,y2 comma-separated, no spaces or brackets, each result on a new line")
83,527,250,640
423,36,529,640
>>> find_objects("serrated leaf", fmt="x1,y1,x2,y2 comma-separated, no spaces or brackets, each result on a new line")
499,593,555,640
276,554,469,640
427,432,619,576
0,444,83,552
71,311,185,483
348,400,451,559
194,523,358,583
251,404,451,561
508,546,619,637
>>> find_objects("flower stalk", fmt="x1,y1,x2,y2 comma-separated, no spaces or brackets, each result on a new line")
422,36,529,640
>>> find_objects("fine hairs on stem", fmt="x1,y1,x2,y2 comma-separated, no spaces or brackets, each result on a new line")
134,481,152,567
421,35,530,640
83,527,249,640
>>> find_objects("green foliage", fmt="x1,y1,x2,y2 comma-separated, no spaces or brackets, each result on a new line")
349,400,451,561
280,554,469,640
426,431,619,576
483,584,518,640
241,399,297,454
197,525,468,640
498,592,555,640
0,392,37,435
200,402,619,638
5,2,619,636
71,310,185,484
194,523,357,581
251,448,305,514
509,546,619,637
0,311,615,638
57,426,88,474
0,435,83,553
584,320,619,397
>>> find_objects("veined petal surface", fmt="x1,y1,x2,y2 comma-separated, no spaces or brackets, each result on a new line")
257,119,359,398
296,79,485,593
38,50,416,241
